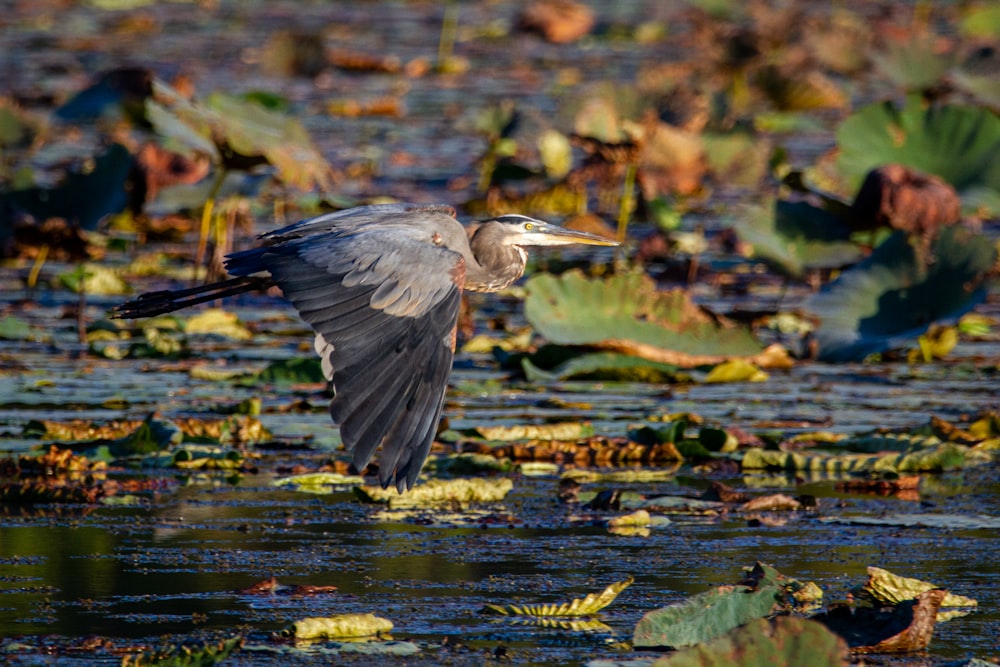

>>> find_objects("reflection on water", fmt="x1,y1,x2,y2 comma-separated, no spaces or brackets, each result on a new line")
1,471,997,663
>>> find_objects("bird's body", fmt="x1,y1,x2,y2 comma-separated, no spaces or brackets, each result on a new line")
114,203,616,491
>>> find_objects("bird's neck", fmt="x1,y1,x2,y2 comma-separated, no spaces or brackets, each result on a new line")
465,232,527,293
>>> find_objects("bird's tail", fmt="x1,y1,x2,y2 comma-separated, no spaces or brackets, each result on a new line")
112,276,273,319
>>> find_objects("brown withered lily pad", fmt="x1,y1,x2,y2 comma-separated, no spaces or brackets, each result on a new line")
814,589,947,653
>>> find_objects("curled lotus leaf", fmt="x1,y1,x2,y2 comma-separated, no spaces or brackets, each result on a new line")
741,442,968,474
856,566,977,609
483,577,633,617
285,614,393,640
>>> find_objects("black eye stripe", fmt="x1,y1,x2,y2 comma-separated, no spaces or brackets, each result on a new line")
495,215,536,224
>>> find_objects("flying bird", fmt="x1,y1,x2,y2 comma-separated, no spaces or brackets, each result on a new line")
114,203,617,491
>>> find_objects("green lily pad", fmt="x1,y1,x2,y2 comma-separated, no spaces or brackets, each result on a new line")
836,97,1000,213
524,270,762,366
650,616,848,667
3,143,132,230
733,199,862,278
0,315,34,341
634,573,785,649
804,227,996,362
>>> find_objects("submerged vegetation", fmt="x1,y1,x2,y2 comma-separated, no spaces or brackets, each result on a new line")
1,0,998,664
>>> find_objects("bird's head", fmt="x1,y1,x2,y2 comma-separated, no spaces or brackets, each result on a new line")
482,214,619,248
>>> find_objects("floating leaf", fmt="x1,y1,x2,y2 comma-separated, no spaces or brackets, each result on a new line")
523,351,685,383
804,228,996,362
525,270,763,367
0,315,34,341
273,472,366,493
254,357,327,384
634,581,785,649
183,308,252,340
741,442,967,474
856,566,976,609
483,577,632,617
473,422,592,441
819,513,1000,530
285,614,392,640
121,635,243,667
2,143,132,230
733,199,862,278
704,359,767,383
354,478,514,506
58,264,131,295
814,590,946,653
651,616,848,667
836,97,1000,213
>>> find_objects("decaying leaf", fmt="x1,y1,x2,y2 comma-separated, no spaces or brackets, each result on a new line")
849,164,961,240
517,0,595,44
273,472,366,493
855,566,977,609
354,478,514,506
814,590,947,653
483,577,633,617
741,442,968,474
470,436,683,467
285,614,392,640
739,493,801,512
473,422,592,441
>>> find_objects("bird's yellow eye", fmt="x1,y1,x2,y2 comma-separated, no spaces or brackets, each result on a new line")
524,222,534,231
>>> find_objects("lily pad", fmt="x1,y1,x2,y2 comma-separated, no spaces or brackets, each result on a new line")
855,566,976,609
354,478,514,506
804,227,996,362
285,614,392,640
650,616,848,667
734,199,863,278
483,577,632,617
525,270,763,367
836,97,1000,213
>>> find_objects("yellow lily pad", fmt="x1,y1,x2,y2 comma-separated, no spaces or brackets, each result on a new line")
286,613,393,640
483,577,633,617
354,478,514,506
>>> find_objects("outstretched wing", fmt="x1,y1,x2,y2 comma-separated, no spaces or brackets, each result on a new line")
226,205,468,491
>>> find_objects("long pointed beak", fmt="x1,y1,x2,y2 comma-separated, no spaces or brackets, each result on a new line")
524,222,620,247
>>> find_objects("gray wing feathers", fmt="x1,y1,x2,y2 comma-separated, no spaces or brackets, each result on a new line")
226,206,467,491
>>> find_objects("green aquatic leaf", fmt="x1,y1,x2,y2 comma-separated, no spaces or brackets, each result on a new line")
804,227,996,362
820,514,1000,530
483,577,633,617
836,97,1000,213
634,582,785,649
523,351,684,383
58,264,131,296
0,316,34,341
285,614,393,640
650,616,848,667
525,270,762,366
703,359,767,383
254,357,327,385
121,635,243,667
733,199,862,279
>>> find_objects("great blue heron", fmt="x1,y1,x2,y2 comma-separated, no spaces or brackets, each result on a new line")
114,203,617,491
